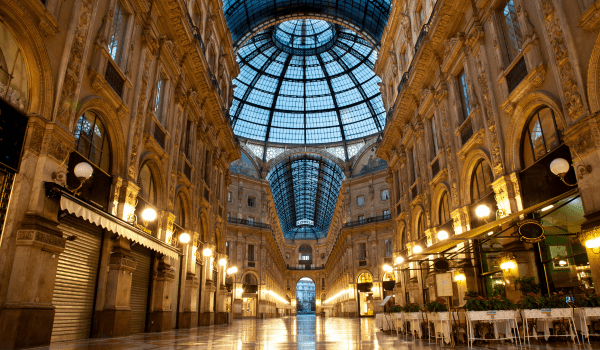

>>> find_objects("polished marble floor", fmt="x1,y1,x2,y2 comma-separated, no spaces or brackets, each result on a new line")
32,315,598,350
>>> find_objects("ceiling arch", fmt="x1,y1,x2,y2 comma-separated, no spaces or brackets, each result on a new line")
223,0,392,49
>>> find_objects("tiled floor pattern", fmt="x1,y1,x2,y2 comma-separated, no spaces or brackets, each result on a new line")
32,315,598,349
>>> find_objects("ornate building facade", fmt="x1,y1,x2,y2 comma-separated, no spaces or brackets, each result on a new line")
0,0,238,348
375,0,600,308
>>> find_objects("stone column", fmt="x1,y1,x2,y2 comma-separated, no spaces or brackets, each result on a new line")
92,237,136,338
178,242,198,328
199,251,215,326
564,117,600,292
0,214,66,349
451,206,471,234
492,174,523,216
214,253,228,324
147,257,175,332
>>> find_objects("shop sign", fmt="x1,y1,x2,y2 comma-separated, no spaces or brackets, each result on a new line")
517,219,545,243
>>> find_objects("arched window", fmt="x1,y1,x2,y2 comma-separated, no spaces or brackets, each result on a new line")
74,111,111,173
174,195,186,227
0,20,28,111
400,227,407,250
416,213,425,239
439,191,451,225
383,272,394,282
522,107,561,168
299,244,312,262
243,273,257,285
357,272,373,283
138,163,157,206
471,160,493,203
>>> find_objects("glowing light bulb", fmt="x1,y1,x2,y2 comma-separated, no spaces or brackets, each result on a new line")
476,205,490,218
413,245,422,254
437,230,449,241
178,232,190,244
203,248,212,257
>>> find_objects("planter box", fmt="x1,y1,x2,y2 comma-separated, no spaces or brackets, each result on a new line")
468,310,517,321
522,308,573,318
577,307,600,317
405,312,422,320
428,311,450,321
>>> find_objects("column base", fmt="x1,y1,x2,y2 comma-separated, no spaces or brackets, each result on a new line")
178,311,198,329
198,312,214,326
0,306,55,349
214,312,227,325
348,312,357,317
91,309,131,338
147,310,172,332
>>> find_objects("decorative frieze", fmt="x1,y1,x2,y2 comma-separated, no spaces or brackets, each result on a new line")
539,0,585,121
56,0,97,127
128,53,153,180
16,230,67,249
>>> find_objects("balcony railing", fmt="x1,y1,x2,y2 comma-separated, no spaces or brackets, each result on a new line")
343,214,391,228
286,264,324,270
227,217,271,229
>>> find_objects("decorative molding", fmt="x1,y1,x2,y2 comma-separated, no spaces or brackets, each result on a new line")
500,63,547,115
578,0,600,31
539,0,585,121
128,53,153,180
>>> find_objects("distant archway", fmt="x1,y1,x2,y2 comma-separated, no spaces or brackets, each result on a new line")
295,277,315,314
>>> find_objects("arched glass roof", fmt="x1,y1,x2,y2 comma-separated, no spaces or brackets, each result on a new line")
267,154,345,240
230,20,385,148
222,0,391,48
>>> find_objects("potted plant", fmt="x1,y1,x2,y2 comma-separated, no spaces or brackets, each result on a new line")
389,305,402,313
425,298,449,321
464,290,517,321
577,293,600,317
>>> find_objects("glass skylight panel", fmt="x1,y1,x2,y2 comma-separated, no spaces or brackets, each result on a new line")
325,146,345,160
347,141,365,158
246,143,264,159
265,147,285,162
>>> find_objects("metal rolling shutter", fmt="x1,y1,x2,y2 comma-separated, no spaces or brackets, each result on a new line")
51,215,103,342
129,244,151,333
170,257,180,328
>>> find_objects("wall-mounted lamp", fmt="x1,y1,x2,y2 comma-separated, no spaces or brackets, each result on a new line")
169,230,191,246
585,237,600,254
382,264,392,272
437,230,449,241
227,266,238,275
51,159,93,195
475,204,491,219
454,270,466,284
550,156,592,186
126,199,157,233
412,245,423,254
203,248,213,257
500,261,516,270
395,256,404,264
219,258,227,266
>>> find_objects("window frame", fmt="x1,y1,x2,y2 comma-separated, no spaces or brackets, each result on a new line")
73,111,112,174
470,160,494,203
381,189,390,201
357,195,365,206
457,68,472,121
497,0,523,65
521,107,562,169
248,196,255,207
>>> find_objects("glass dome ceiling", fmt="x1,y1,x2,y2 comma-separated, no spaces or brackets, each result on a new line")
229,19,385,148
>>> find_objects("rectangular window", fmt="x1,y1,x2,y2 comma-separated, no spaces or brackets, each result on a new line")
383,209,390,217
248,217,254,225
226,241,230,257
248,197,255,207
357,195,365,206
499,0,523,63
358,215,365,223
359,243,367,261
107,2,127,65
322,278,325,288
154,76,165,119
385,239,393,257
228,191,232,202
247,244,255,262
184,119,192,158
458,69,471,120
410,148,418,184
381,189,389,201
431,117,439,157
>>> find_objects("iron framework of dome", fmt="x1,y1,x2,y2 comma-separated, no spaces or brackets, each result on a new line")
223,0,391,49
229,19,386,158
267,154,345,240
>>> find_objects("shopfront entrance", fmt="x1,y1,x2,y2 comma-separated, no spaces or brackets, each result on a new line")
357,272,374,317
242,296,256,317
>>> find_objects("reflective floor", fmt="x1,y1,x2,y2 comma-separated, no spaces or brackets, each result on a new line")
32,315,599,349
